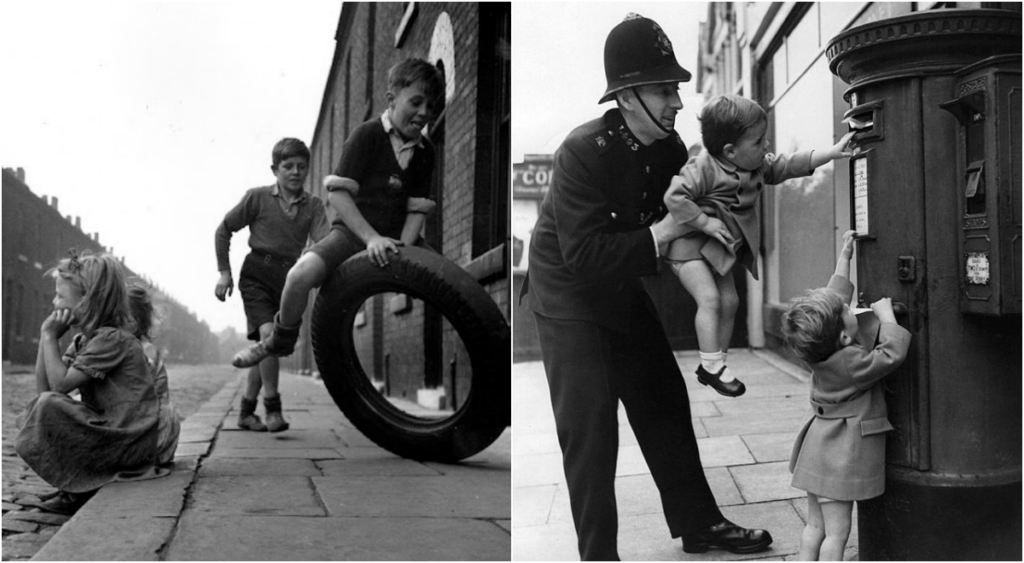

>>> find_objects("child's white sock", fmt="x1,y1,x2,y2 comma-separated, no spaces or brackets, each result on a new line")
700,351,725,374
700,350,736,382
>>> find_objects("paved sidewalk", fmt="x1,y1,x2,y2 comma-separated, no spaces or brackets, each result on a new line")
512,349,858,561
33,370,511,561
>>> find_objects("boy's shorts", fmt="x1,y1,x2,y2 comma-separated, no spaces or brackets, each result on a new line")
307,227,366,273
307,226,433,277
238,252,292,341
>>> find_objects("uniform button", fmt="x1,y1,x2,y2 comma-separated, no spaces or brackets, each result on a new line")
817,407,824,415
642,192,647,199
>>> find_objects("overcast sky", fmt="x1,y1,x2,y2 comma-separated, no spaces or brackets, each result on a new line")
2,0,340,334
512,2,709,161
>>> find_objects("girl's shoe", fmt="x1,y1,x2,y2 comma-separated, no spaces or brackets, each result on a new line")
34,490,97,516
696,365,746,397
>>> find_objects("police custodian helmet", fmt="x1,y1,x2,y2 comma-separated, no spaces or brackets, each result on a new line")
599,14,693,104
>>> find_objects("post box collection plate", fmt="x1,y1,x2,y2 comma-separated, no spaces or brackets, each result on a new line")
965,252,991,285
852,154,869,236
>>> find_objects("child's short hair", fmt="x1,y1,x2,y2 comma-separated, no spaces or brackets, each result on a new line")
781,288,847,364
271,138,310,170
700,95,767,157
128,283,157,341
388,58,445,106
50,250,132,337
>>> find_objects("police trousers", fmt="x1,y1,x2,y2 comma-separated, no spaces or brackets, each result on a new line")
534,311,723,560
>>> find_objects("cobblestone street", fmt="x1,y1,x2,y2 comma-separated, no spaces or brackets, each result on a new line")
1,363,237,560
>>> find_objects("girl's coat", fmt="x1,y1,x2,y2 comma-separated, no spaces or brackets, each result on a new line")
789,275,912,501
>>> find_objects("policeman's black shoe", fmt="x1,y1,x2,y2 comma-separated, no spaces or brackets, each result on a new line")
32,489,97,516
696,365,746,397
681,519,773,554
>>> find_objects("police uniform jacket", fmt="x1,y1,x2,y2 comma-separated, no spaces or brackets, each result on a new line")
789,275,912,501
663,150,815,279
522,109,688,329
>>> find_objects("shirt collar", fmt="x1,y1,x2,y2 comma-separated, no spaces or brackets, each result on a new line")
381,110,425,148
271,183,307,204
711,153,738,173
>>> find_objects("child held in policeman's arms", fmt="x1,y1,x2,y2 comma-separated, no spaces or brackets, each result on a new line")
230,58,443,370
781,230,911,561
662,94,855,397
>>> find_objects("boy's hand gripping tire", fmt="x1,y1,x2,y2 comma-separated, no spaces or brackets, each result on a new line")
311,246,509,462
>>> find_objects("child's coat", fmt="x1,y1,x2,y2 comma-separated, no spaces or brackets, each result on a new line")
788,275,912,501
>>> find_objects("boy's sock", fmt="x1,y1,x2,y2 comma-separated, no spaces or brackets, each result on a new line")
700,351,736,382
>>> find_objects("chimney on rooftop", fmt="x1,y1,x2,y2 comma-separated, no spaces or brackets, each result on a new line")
75,216,81,229
51,196,59,212
16,167,25,182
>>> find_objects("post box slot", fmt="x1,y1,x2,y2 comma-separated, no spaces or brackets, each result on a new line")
843,99,884,144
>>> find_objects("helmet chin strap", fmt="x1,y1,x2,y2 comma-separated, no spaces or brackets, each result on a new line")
632,87,674,136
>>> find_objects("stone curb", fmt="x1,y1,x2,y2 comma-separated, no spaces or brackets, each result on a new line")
29,371,246,561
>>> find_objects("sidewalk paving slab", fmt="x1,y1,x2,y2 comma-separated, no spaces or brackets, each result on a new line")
32,369,511,561
167,514,511,561
512,348,852,561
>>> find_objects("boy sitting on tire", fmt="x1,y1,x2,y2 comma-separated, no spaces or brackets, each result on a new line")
232,58,444,377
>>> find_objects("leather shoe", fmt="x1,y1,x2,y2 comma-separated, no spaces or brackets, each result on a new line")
696,365,746,397
681,519,772,554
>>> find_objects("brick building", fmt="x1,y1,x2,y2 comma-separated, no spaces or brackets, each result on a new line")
2,167,220,365
293,3,510,409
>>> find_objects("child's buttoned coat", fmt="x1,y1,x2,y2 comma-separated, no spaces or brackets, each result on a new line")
789,275,912,501
663,149,814,278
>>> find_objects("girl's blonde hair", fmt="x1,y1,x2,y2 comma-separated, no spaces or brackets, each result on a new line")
50,250,132,337
781,288,847,364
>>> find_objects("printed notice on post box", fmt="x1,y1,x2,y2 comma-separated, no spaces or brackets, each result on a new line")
853,157,869,235
966,252,990,285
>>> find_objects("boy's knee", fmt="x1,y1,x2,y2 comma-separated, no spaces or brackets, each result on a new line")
286,257,326,291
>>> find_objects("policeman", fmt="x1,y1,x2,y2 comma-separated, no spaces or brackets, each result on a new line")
522,14,773,560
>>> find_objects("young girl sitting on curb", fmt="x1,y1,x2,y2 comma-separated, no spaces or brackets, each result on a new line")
16,251,171,515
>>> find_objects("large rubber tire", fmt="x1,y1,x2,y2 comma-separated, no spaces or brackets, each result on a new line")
311,246,509,462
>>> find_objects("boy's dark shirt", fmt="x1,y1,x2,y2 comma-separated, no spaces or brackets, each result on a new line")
331,117,435,239
215,185,329,272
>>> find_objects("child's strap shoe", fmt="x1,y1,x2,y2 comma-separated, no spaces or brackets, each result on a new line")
696,365,746,397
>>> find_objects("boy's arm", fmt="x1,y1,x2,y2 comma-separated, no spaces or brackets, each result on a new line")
399,213,427,247
846,318,912,390
663,165,735,247
809,131,855,170
833,230,856,280
214,190,257,299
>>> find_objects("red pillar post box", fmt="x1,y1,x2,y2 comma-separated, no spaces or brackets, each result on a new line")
826,9,1021,560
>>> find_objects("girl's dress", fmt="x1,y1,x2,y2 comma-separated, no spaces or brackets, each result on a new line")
148,352,181,466
15,327,164,493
